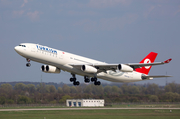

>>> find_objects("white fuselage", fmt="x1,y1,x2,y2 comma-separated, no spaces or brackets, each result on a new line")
14,43,143,83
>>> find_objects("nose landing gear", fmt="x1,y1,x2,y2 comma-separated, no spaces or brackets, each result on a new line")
26,63,31,67
26,58,31,67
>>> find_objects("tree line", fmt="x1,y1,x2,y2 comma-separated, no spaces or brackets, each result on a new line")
0,82,180,105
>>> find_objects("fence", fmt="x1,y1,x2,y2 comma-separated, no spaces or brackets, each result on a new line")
105,102,180,108
0,103,66,108
1,102,180,108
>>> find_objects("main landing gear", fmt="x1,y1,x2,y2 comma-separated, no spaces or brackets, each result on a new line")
84,76,90,83
70,74,80,86
70,74,101,86
82,76,102,86
91,77,101,85
26,58,31,67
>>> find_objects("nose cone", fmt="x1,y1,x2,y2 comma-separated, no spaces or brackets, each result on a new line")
14,46,22,54
14,46,19,52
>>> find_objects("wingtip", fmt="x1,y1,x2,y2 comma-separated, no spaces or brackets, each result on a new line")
164,58,172,63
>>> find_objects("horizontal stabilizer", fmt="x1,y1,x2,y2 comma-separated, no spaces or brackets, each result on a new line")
142,75,172,80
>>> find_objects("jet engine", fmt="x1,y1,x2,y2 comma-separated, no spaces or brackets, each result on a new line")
118,64,133,72
41,65,60,73
81,65,97,73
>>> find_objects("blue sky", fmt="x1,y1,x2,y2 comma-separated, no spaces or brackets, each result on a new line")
0,0,179,85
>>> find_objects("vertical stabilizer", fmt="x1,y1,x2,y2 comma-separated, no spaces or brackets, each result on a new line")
135,52,158,75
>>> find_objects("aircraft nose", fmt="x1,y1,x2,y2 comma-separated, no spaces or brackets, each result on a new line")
14,46,20,52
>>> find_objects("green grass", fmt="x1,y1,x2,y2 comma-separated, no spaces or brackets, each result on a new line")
0,109,180,119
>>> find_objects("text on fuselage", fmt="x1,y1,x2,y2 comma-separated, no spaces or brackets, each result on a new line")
36,45,57,54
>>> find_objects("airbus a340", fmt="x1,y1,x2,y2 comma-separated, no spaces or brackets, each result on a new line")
14,43,172,85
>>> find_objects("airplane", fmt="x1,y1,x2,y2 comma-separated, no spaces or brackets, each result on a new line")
14,43,172,86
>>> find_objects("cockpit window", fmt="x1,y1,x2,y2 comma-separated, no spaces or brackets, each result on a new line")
19,45,26,47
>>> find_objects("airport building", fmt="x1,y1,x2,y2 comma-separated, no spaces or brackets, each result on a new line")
66,99,104,107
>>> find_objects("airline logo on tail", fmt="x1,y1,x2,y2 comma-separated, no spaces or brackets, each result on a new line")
144,58,151,69
135,52,158,75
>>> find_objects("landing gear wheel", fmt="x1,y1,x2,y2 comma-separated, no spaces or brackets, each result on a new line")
97,81,101,85
91,78,95,82
70,78,76,82
94,81,101,85
84,79,90,83
84,76,90,83
26,63,31,67
91,77,97,82
91,78,94,82
73,81,80,86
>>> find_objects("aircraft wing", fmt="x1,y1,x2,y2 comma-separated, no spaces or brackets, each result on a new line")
127,58,172,69
69,58,172,73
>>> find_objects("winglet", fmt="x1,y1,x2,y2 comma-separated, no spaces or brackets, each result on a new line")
164,58,172,63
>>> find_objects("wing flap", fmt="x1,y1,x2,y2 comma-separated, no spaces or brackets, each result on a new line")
69,63,117,73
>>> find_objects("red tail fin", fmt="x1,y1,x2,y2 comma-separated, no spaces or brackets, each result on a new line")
135,52,158,75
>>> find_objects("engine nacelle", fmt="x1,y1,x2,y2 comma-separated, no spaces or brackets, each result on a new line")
118,64,133,72
41,65,60,73
81,65,97,73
